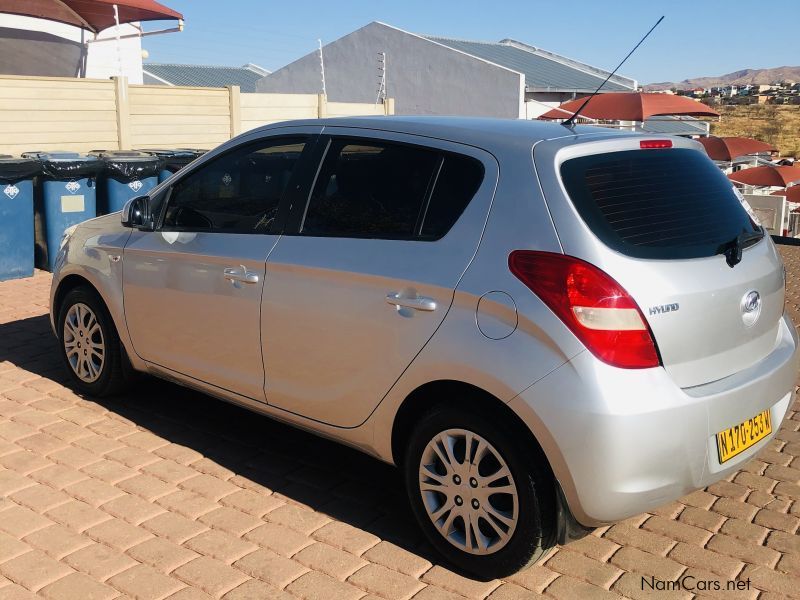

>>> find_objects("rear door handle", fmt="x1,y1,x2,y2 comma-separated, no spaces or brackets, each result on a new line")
224,265,259,284
386,293,437,312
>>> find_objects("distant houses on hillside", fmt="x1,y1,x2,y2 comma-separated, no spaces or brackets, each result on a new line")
663,81,800,105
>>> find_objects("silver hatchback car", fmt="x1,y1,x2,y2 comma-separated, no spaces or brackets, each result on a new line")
51,117,799,577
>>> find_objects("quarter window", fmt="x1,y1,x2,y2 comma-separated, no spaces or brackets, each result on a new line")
421,154,485,239
162,138,306,232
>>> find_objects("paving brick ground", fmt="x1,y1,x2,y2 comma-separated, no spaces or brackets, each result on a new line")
0,247,798,599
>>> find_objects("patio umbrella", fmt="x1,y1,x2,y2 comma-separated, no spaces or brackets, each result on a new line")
0,0,182,33
538,92,719,121
770,186,800,202
698,136,776,161
729,165,800,188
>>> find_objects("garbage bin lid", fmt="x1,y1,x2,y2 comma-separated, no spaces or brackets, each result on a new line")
0,157,40,181
90,150,159,161
91,151,163,179
21,153,102,178
178,148,209,155
137,148,198,159
22,151,89,160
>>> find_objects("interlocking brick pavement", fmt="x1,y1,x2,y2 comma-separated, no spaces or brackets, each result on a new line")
0,247,799,600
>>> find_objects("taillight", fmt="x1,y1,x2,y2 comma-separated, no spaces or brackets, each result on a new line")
640,139,672,149
508,251,660,369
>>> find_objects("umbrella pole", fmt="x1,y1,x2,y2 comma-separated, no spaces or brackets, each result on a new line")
79,29,87,78
113,4,122,77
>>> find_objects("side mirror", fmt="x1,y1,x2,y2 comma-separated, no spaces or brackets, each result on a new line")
121,195,153,230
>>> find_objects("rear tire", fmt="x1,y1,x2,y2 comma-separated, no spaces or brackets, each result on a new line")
404,405,555,579
57,287,127,397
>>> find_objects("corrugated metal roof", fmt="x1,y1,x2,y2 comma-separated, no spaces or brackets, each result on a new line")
640,116,709,136
142,63,270,92
424,36,636,93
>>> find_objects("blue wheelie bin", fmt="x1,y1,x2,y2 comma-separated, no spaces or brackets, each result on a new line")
23,152,101,272
90,151,162,214
139,148,205,183
0,157,40,281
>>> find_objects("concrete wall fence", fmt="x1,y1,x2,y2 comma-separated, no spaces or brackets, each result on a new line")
0,74,394,155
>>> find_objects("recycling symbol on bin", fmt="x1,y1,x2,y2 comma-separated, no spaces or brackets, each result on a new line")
128,179,143,192
222,173,232,186
65,180,81,194
3,184,19,199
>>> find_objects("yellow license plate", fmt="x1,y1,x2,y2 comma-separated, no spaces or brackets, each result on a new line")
716,409,772,464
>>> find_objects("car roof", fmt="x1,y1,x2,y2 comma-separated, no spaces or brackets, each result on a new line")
255,115,640,151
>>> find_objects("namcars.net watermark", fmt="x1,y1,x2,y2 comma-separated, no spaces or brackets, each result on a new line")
643,575,751,593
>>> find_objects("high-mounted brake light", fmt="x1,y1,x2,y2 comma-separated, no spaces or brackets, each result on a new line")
640,139,672,149
508,251,661,369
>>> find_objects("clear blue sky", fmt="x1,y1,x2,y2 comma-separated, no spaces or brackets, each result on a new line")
143,0,798,84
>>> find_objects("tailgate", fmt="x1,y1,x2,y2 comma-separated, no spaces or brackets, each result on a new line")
533,134,785,388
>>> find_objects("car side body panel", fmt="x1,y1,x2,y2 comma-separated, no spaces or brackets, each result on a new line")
260,129,500,428
368,136,585,458
123,229,279,400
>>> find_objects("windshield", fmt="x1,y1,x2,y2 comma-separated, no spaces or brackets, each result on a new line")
560,148,761,260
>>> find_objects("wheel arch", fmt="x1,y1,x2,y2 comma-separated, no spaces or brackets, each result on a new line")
51,271,143,371
390,380,553,477
53,274,96,321
390,379,587,545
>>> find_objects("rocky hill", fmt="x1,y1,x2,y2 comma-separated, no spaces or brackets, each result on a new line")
646,66,800,90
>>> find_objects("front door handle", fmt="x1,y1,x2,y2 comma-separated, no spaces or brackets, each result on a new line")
386,293,437,312
224,265,259,284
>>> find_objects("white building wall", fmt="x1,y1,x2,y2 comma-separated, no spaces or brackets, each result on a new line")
524,92,577,119
0,15,143,83
258,22,524,118
87,24,144,83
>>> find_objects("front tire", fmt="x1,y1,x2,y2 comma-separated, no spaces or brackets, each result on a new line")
57,287,126,397
404,406,555,579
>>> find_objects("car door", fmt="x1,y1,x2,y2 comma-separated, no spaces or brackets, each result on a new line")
261,130,498,427
123,131,317,400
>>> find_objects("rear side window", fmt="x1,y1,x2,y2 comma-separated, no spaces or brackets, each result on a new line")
560,148,760,259
301,138,484,240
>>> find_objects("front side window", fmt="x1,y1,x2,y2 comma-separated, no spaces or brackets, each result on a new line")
162,138,306,232
301,139,441,238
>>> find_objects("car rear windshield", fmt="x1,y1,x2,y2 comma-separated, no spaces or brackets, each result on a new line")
560,148,760,259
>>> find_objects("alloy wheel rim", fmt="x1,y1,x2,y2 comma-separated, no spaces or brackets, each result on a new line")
63,303,105,383
418,428,518,555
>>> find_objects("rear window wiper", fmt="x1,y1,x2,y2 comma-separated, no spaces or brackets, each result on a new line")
718,228,765,268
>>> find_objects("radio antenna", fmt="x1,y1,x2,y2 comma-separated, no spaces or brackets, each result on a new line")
562,15,664,128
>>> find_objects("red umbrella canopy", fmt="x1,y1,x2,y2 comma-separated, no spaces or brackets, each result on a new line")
0,0,182,33
771,186,800,202
538,92,720,121
697,136,776,161
729,165,800,187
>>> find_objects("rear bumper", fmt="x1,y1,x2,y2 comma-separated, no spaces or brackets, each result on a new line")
510,311,799,526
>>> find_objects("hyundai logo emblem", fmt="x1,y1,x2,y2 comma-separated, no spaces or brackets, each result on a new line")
741,290,761,327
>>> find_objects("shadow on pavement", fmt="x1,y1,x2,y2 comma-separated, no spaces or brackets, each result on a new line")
0,313,452,574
